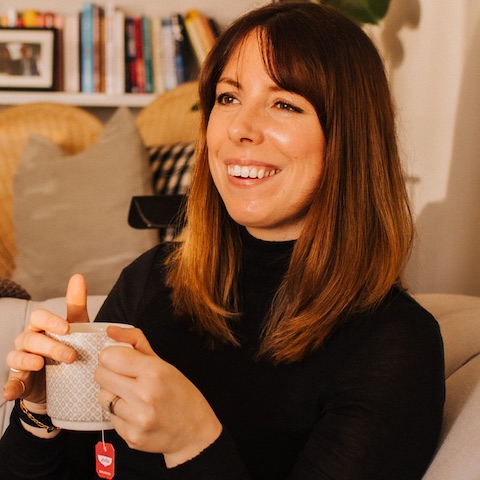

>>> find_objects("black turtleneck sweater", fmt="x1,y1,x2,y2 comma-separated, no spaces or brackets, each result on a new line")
0,230,445,479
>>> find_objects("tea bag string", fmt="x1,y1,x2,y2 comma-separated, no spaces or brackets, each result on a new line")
101,429,107,451
100,392,107,451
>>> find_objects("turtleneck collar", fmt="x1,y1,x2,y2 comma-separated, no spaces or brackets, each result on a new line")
239,227,295,292
239,226,296,252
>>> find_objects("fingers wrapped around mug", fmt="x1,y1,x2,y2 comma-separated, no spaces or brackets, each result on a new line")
95,327,222,465
3,309,77,403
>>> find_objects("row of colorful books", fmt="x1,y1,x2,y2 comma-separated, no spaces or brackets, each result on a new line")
0,3,219,94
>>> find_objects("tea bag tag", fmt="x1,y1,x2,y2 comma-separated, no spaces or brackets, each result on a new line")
96,436,115,479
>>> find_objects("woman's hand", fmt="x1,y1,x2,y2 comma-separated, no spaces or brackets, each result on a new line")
3,274,90,405
96,326,223,468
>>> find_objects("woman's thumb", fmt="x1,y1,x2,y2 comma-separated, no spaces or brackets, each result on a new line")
66,274,89,323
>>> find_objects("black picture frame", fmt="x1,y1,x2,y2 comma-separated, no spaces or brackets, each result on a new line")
0,27,57,91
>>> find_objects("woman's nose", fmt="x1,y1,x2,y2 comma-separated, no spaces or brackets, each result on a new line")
227,104,265,144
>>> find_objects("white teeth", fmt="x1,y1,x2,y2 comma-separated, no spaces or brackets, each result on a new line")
228,165,279,179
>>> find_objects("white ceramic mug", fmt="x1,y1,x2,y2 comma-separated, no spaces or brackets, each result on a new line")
45,322,133,431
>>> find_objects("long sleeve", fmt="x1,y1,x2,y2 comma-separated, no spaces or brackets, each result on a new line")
0,412,99,479
287,297,445,479
159,429,250,480
0,413,67,480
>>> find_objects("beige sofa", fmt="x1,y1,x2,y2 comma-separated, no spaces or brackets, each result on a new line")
1,292,480,478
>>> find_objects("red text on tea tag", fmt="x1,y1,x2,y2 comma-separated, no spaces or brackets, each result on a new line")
95,441,115,479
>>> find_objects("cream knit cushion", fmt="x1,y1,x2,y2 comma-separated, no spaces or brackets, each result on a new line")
12,107,157,300
0,103,102,278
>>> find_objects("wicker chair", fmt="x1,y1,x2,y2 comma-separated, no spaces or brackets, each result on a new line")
136,80,200,148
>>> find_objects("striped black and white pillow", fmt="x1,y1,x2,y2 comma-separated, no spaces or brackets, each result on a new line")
148,142,195,196
147,142,195,240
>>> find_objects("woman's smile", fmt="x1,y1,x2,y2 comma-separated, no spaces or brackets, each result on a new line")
227,164,281,180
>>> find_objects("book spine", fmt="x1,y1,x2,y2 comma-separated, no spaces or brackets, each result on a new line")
104,2,115,95
183,12,204,66
80,3,94,93
63,14,80,92
124,16,137,93
113,9,126,94
183,9,217,66
133,17,146,93
171,13,187,86
54,14,64,91
142,16,154,94
92,5,104,93
161,16,177,91
150,16,165,95
199,13,217,48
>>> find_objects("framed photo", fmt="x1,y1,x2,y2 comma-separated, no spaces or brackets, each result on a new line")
0,28,57,91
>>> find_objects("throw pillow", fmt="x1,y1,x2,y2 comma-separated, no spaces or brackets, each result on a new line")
148,142,195,196
0,277,30,299
148,141,195,240
12,107,158,300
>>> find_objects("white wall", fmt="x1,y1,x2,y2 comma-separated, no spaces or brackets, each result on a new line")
374,0,480,296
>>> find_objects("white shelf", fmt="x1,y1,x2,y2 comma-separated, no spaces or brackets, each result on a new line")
0,91,157,108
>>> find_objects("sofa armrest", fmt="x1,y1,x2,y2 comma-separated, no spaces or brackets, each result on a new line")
416,293,480,479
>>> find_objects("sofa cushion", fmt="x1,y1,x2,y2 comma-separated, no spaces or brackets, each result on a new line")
12,107,158,300
415,293,480,478
415,293,480,378
421,355,480,479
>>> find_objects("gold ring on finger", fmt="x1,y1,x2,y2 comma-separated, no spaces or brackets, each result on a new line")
8,378,26,395
108,395,121,416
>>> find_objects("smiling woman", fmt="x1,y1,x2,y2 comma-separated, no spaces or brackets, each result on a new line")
1,3,443,480
175,0,418,364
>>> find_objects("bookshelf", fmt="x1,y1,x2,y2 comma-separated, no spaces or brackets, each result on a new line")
0,0,268,109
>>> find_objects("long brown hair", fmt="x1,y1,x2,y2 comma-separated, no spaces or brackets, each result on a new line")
166,2,413,364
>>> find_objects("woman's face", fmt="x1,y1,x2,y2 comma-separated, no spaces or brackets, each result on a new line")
207,33,325,241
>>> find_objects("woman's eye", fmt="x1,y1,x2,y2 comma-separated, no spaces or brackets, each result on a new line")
275,101,303,113
216,93,237,105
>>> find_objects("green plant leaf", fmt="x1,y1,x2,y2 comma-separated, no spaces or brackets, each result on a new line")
323,0,391,24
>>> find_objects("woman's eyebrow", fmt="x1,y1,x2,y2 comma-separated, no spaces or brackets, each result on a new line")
216,77,286,95
217,77,240,89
